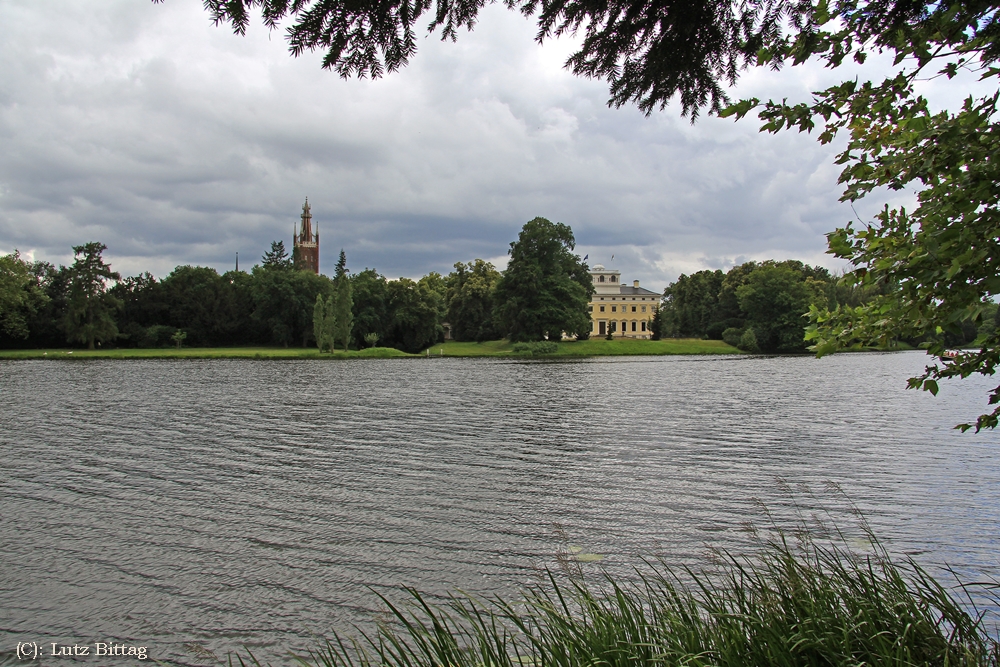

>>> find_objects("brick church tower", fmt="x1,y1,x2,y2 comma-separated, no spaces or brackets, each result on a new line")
293,198,319,274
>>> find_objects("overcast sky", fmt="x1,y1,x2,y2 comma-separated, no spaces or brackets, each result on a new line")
0,0,949,289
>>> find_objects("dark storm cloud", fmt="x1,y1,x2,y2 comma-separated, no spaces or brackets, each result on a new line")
0,0,926,287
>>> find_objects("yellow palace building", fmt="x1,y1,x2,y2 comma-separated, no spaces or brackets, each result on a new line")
588,264,659,338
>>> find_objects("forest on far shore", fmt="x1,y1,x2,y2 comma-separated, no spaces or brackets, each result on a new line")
4,223,995,355
0,218,591,353
657,261,998,354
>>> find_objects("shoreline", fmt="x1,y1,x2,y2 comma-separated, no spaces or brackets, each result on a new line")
0,339,740,360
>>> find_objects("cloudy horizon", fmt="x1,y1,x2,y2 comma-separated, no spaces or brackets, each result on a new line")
1,0,943,289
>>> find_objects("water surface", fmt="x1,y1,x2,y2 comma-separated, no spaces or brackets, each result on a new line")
2,352,999,664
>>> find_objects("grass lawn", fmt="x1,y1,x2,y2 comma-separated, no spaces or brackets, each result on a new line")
426,338,740,357
0,346,414,360
0,339,740,360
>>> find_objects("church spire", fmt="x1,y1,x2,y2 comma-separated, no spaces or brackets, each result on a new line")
293,197,320,274
299,197,313,243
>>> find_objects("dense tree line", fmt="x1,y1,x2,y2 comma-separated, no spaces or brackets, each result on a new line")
655,261,997,354
0,217,594,352
13,226,982,356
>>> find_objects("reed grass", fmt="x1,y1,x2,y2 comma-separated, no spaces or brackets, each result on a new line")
268,533,999,667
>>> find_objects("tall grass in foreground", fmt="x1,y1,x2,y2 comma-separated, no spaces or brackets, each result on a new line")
268,533,1000,667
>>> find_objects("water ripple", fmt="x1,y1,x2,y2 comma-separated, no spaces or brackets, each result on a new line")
2,352,999,665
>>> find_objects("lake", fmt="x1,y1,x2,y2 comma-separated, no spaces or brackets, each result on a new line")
2,351,999,665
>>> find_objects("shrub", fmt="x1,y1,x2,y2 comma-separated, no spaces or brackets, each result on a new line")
140,325,177,348
511,341,558,355
170,330,187,349
722,327,743,348
738,327,760,353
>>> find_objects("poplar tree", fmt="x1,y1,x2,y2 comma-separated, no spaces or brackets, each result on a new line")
313,294,328,352
333,250,353,351
324,294,338,351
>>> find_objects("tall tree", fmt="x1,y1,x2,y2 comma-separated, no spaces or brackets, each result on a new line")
334,249,348,282
332,249,353,350
159,266,231,346
251,265,330,346
110,272,165,347
324,295,337,351
659,270,725,339
446,259,502,342
63,242,121,349
384,277,443,353
493,217,593,342
261,240,293,270
30,263,71,348
350,268,390,349
313,294,332,352
0,251,48,341
333,282,353,350
736,263,826,353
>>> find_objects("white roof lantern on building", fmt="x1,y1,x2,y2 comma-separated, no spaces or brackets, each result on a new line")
591,264,622,294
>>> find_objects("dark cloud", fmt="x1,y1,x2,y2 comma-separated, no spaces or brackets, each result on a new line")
0,0,928,288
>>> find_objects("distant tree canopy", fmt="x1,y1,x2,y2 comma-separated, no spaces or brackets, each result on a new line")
658,260,994,354
9,227,960,357
493,217,593,342
0,251,48,340
445,259,501,342
660,261,839,353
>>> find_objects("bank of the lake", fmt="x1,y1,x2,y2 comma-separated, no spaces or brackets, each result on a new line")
0,346,413,360
0,338,739,359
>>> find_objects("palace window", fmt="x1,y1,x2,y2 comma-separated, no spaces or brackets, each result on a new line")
641,321,647,332
631,306,636,312
641,305,646,312
587,305,593,312
600,305,605,312
599,275,605,282
610,275,617,282
611,306,617,312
